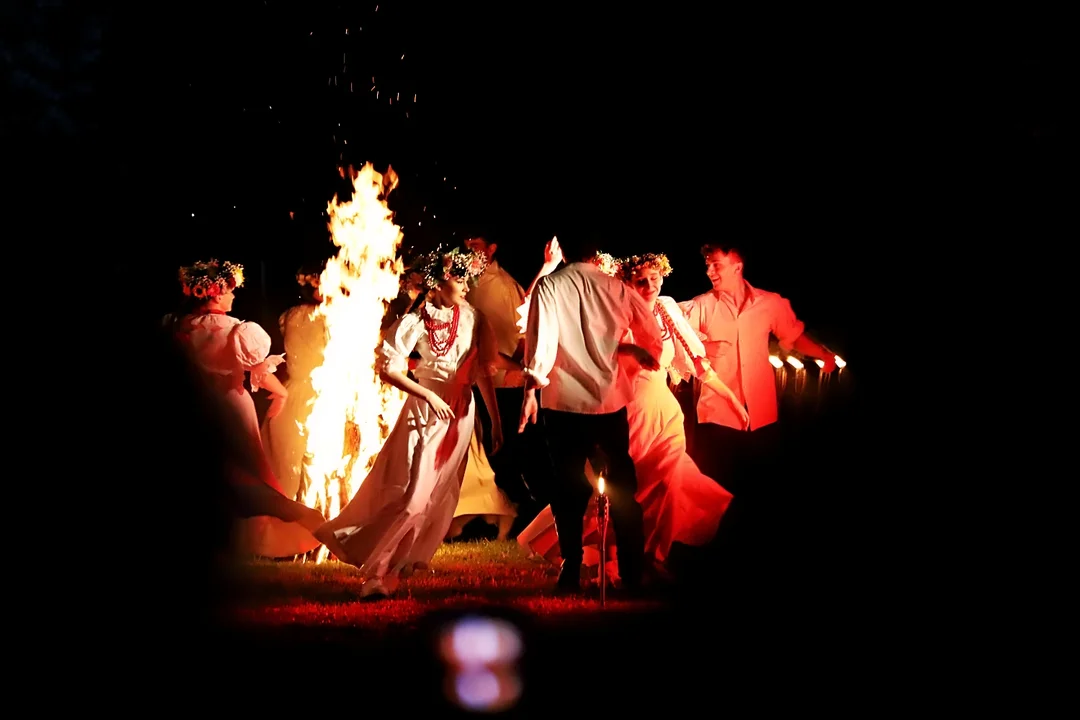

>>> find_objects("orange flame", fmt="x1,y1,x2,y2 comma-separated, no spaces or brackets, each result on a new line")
300,163,407,562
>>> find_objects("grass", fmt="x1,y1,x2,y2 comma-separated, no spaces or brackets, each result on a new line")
226,540,664,640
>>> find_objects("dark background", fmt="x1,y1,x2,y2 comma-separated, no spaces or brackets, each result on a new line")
4,2,1067,698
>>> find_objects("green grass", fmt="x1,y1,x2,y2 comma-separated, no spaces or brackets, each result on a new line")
227,540,662,636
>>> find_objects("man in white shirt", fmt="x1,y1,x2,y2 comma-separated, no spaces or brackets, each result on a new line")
464,233,547,529
519,234,664,593
679,243,837,501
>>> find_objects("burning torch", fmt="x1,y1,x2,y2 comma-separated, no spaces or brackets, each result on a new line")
597,475,610,608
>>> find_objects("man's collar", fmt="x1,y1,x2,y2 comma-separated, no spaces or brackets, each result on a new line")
714,280,760,306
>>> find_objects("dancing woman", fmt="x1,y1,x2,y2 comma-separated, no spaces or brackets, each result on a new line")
315,247,503,599
173,259,338,559
517,249,747,580
260,267,327,507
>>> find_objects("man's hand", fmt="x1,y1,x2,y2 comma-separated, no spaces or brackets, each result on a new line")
543,236,563,268
490,424,504,455
519,390,538,433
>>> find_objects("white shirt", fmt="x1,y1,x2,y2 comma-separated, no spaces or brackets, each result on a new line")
523,262,663,415
679,281,805,431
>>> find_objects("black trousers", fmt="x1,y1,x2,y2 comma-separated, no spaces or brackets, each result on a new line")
473,386,550,530
540,406,646,587
693,421,781,501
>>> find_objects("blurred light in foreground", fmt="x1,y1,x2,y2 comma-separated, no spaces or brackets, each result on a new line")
786,356,804,370
834,355,847,368
440,615,523,712
769,355,783,369
814,358,825,368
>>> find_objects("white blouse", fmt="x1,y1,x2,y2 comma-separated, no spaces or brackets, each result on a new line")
380,301,496,385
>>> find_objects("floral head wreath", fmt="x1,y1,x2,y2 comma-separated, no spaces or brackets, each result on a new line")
179,259,244,299
418,246,488,290
591,251,621,277
296,270,321,288
616,253,673,283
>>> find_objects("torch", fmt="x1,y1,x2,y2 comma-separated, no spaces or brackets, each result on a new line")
769,355,786,392
786,355,805,394
834,354,847,382
597,475,609,608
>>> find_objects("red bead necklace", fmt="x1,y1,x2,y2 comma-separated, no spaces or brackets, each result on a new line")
420,303,461,357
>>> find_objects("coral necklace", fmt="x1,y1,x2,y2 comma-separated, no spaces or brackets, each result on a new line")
421,303,460,357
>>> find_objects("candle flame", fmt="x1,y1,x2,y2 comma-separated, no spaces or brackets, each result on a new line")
786,356,804,370
814,358,825,368
768,355,783,369
834,355,847,368
598,476,605,495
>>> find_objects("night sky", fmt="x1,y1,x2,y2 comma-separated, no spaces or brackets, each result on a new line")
8,2,1066,366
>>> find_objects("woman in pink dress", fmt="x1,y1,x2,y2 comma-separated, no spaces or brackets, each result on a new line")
173,259,342,560
516,247,748,582
314,248,503,599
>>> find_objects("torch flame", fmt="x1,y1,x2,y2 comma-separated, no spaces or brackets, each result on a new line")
768,355,783,369
786,356,804,370
598,476,605,495
300,162,408,562
834,355,847,368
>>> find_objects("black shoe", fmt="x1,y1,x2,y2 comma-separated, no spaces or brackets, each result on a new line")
556,564,582,593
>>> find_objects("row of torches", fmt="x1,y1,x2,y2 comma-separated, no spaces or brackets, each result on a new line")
770,353,847,394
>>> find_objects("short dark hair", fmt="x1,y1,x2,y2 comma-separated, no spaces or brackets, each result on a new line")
559,231,603,263
700,244,744,264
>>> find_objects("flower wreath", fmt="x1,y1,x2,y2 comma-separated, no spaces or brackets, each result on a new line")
592,251,621,277
296,271,321,288
616,253,673,283
179,259,244,299
418,246,488,289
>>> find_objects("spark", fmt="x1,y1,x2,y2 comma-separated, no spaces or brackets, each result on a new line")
351,82,354,91
414,93,417,102
401,54,405,60
396,92,400,101
377,91,379,99
371,85,376,91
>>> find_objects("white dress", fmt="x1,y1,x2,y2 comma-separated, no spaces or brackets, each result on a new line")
177,311,322,558
318,301,495,581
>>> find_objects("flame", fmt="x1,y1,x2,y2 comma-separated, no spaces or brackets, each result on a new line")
785,356,804,370
598,476,605,495
834,355,847,368
300,163,408,562
768,355,783,369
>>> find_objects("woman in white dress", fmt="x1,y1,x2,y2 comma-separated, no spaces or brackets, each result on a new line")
260,268,326,507
173,259,338,559
516,249,749,582
315,247,503,599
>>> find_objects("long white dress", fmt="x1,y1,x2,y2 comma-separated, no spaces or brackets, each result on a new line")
177,311,323,558
516,295,734,577
318,301,495,582
260,304,325,503
450,427,517,535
